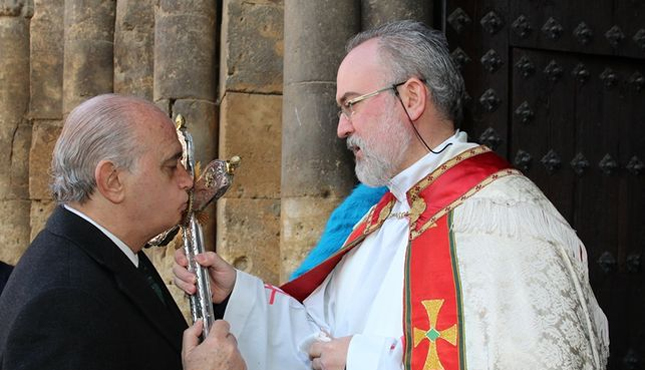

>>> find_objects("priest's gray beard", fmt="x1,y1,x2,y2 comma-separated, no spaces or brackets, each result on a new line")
347,109,412,187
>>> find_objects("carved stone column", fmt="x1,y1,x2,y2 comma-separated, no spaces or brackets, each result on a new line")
361,0,433,29
62,0,115,114
29,0,64,240
281,0,359,281
114,0,155,99
217,0,284,285
0,0,32,264
153,0,217,247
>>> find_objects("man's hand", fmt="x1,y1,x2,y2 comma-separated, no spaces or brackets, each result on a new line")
173,249,236,303
309,336,352,370
182,320,246,370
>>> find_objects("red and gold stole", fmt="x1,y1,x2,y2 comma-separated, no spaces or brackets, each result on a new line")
281,146,519,370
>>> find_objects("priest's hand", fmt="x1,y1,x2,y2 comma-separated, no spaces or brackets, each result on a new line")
182,319,246,370
309,336,352,370
173,249,236,303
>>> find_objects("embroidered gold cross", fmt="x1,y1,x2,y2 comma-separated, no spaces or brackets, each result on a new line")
413,299,458,370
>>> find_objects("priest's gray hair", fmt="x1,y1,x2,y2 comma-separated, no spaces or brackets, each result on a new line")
51,94,155,204
346,20,465,125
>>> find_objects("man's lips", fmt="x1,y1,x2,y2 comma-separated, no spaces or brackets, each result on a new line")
346,140,360,154
347,145,362,161
180,197,190,212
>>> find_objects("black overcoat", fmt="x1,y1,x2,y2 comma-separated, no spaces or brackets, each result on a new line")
0,206,187,370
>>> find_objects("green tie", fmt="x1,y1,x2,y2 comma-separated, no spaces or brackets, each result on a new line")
138,258,167,307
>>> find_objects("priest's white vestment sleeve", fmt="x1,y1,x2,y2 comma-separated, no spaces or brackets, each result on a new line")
223,271,318,370
224,268,405,370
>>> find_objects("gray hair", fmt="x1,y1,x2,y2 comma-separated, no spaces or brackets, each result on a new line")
346,20,465,125
51,94,162,204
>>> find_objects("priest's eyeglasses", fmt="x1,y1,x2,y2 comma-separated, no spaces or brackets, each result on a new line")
337,81,406,120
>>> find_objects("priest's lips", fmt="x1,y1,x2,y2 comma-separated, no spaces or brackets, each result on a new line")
346,135,363,159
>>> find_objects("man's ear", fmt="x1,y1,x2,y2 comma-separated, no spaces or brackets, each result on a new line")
400,77,428,121
95,160,125,203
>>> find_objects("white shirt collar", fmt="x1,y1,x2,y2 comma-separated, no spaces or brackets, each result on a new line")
387,130,476,205
63,204,139,267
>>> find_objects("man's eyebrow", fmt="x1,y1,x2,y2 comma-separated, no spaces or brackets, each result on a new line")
163,150,183,164
338,91,358,105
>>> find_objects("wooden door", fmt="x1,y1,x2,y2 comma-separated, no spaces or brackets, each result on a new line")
443,0,645,367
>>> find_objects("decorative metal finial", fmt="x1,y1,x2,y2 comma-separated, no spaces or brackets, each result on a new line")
175,114,185,130
227,156,241,175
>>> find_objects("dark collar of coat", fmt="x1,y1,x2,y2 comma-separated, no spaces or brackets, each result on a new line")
45,205,187,352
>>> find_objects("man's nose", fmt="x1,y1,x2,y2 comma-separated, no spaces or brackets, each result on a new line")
178,164,194,190
337,114,354,139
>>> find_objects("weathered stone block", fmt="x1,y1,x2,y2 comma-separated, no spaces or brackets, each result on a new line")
220,92,282,199
154,11,216,101
0,0,32,17
30,199,56,241
0,199,31,265
280,196,343,282
220,0,284,96
172,99,217,166
62,0,115,114
0,124,31,200
0,17,29,122
282,82,355,198
217,198,280,285
63,0,115,41
114,0,154,99
29,121,62,200
62,40,115,114
159,0,217,17
361,0,433,29
155,99,171,116
30,0,64,119
12,124,31,197
284,0,359,84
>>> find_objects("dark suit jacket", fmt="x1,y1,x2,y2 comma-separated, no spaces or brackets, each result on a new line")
0,206,188,370
0,261,12,295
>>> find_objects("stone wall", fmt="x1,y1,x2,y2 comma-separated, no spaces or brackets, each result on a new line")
0,0,433,291
0,0,287,291
0,0,33,265
217,0,284,284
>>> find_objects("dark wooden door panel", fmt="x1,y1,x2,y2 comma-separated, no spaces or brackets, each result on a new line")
444,0,645,367
444,0,510,155
510,0,645,58
510,48,577,220
574,53,645,369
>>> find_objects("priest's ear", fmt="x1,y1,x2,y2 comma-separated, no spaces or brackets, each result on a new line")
397,77,428,122
95,160,125,203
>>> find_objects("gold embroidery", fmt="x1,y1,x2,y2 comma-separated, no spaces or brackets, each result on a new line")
412,146,490,193
409,196,427,226
413,299,458,370
364,200,395,235
410,169,521,239
388,211,410,219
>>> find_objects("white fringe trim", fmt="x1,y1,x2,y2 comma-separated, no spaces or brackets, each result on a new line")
453,175,610,361
453,176,583,265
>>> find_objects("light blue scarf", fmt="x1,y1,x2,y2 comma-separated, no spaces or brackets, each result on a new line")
290,184,387,280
